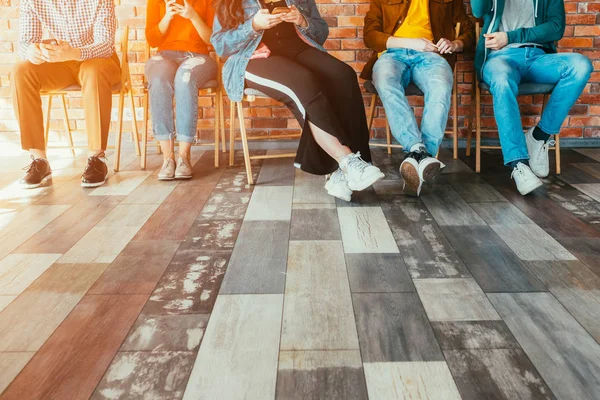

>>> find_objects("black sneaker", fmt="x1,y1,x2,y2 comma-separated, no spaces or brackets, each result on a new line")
81,156,108,188
399,146,443,196
20,155,52,189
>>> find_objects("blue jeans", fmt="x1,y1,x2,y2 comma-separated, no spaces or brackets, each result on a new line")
145,50,217,143
372,49,453,156
483,47,592,165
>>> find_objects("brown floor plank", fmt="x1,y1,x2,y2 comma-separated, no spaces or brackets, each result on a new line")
88,240,181,295
133,185,213,241
1,294,147,400
16,196,119,254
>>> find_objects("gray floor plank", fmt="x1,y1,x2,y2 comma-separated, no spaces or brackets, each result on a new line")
276,351,368,400
442,226,546,292
421,185,486,226
381,202,471,279
525,260,600,342
245,186,294,221
557,237,600,277
489,292,600,400
256,155,296,186
345,253,415,293
337,207,399,254
335,187,380,208
445,349,555,400
220,220,290,294
490,224,576,261
572,183,600,203
471,202,533,226
451,182,507,203
289,206,341,241
414,278,500,322
432,321,520,350
281,241,359,351
352,293,444,362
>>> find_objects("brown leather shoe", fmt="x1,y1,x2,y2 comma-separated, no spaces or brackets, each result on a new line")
20,156,52,189
81,156,108,188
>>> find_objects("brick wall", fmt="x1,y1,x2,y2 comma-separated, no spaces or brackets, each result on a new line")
0,0,598,144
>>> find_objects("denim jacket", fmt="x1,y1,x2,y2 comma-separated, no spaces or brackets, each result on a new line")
211,0,329,101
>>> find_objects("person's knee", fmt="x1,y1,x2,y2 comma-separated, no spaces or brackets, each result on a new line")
568,53,593,82
296,70,321,101
79,58,116,84
485,61,518,94
175,56,216,87
11,61,36,85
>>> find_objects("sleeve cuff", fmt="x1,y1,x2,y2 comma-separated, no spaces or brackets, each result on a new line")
244,17,261,39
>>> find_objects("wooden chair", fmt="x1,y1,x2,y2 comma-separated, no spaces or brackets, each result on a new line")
467,22,561,173
42,26,140,172
363,23,462,158
229,89,300,185
140,45,226,169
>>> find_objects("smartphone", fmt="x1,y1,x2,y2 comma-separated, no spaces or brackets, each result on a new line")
41,39,58,45
271,7,291,14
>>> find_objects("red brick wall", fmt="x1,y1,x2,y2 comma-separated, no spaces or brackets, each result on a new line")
0,0,598,142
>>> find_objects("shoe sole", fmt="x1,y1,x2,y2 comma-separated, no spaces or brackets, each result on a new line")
347,172,385,192
175,175,193,180
158,176,175,181
81,178,107,188
517,179,543,196
400,162,420,196
326,187,352,202
21,174,52,189
422,163,441,182
531,168,549,179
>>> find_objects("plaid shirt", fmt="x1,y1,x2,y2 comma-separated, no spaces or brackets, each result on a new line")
19,0,117,61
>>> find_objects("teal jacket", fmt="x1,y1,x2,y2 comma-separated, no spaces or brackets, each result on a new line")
471,0,566,78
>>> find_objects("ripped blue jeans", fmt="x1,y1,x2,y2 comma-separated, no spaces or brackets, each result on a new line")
373,49,453,156
145,50,217,143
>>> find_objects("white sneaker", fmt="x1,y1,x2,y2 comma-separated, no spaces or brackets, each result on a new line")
400,144,444,196
525,127,554,178
175,156,193,179
158,158,175,181
339,152,385,191
511,162,543,195
325,168,352,202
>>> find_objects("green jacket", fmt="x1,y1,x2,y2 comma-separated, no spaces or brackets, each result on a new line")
471,0,566,78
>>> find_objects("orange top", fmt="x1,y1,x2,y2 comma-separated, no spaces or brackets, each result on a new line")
145,0,215,54
394,0,434,41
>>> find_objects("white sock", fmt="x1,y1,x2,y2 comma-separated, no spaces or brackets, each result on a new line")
410,143,426,153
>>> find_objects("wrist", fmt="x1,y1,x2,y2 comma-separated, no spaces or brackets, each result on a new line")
71,47,82,61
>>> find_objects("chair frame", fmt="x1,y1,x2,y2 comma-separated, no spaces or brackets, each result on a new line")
140,44,226,169
42,26,140,172
366,23,462,159
229,91,300,185
467,22,561,174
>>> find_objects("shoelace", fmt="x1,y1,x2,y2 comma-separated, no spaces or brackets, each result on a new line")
511,163,527,179
542,139,556,153
345,152,368,174
83,156,105,174
22,155,45,174
403,149,431,163
329,169,346,184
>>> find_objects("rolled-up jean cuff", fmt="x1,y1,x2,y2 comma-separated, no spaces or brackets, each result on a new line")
504,154,530,166
175,134,196,143
153,132,176,142
537,121,561,135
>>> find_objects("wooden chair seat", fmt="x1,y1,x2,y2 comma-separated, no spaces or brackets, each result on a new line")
478,82,555,96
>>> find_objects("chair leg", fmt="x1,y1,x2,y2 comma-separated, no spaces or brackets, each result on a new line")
452,75,458,160
44,95,53,148
466,90,474,157
129,89,140,157
214,93,220,168
141,91,149,169
59,95,76,157
219,90,226,153
367,94,377,135
385,120,392,155
229,101,236,167
236,102,254,185
555,133,561,175
114,90,125,172
475,85,481,173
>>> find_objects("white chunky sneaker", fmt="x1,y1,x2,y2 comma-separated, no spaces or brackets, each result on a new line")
512,162,543,195
525,127,554,178
339,152,385,191
325,168,352,202
400,144,443,196
175,156,193,179
158,158,175,181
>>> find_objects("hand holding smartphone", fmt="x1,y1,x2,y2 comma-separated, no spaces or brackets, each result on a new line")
271,6,291,14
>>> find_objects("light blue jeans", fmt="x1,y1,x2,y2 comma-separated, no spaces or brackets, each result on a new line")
483,47,592,165
372,49,453,156
145,50,217,143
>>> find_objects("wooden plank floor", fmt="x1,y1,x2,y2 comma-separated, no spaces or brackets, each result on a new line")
1,146,600,399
